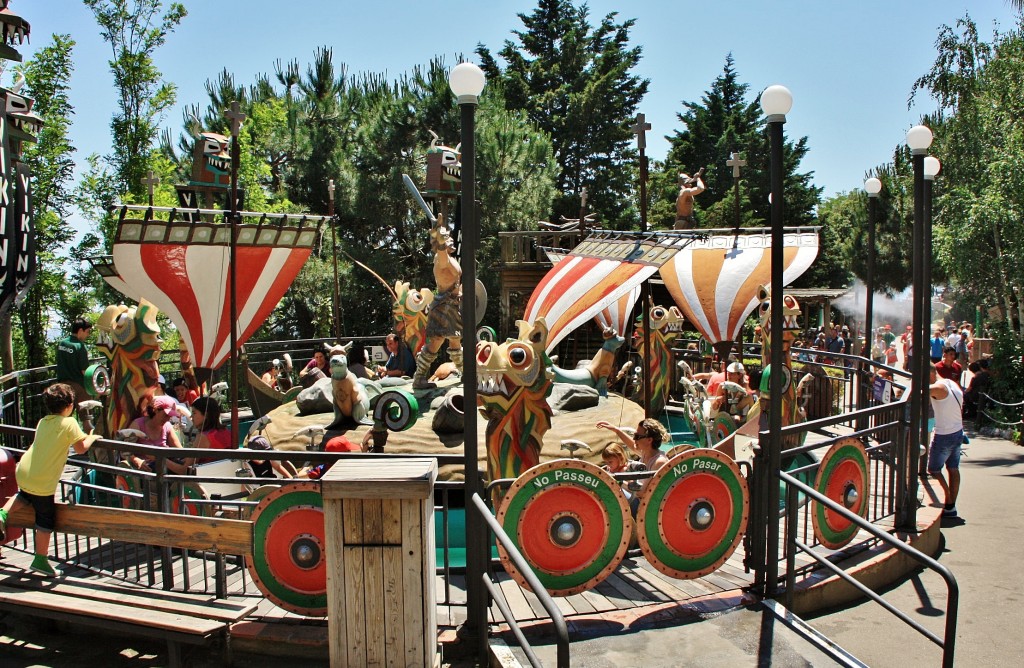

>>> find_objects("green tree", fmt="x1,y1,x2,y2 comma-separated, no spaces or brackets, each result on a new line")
910,16,1024,337
84,0,186,198
654,55,823,237
477,0,647,226
6,35,78,370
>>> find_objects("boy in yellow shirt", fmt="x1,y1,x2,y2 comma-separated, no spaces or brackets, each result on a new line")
0,383,99,576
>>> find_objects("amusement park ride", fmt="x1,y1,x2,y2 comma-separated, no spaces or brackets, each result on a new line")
0,3,901,664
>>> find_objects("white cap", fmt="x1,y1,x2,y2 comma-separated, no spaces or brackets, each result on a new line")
727,362,745,374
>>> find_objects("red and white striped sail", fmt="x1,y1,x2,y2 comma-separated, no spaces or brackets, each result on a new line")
542,247,640,335
659,228,818,346
103,212,323,370
527,235,682,352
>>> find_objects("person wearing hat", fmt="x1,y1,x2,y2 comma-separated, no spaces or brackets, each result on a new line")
246,435,297,479
881,324,896,349
712,362,755,420
261,359,282,389
126,395,189,473
901,325,914,371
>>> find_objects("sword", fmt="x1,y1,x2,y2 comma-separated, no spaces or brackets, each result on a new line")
402,174,437,225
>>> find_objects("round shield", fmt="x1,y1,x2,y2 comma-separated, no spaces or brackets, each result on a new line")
242,484,282,518
246,482,326,616
637,448,748,579
711,414,737,443
475,279,487,326
666,443,694,459
114,462,139,509
84,363,111,397
496,459,632,597
171,482,207,517
372,390,419,431
812,438,870,549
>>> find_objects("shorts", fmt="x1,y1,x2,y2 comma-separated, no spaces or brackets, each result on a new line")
15,490,57,532
928,430,963,473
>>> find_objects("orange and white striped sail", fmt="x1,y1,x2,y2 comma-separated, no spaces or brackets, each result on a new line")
541,246,640,335
527,234,684,352
659,228,818,346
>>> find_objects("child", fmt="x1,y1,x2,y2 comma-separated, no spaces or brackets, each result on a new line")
0,383,100,576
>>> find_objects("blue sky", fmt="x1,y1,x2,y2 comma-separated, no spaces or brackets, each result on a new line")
12,0,1021,212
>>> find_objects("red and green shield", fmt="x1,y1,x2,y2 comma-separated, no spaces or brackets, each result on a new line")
812,438,870,549
496,459,632,597
637,448,748,579
246,482,327,616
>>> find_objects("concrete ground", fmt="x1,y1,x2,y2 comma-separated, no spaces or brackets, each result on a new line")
808,430,1024,667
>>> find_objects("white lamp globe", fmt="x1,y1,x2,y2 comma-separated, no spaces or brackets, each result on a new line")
864,177,882,196
906,125,933,153
760,85,793,118
449,62,486,103
923,156,941,179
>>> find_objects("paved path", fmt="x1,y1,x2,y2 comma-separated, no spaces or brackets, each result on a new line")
808,431,1024,666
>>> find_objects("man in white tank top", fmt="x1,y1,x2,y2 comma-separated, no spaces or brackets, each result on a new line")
928,364,965,518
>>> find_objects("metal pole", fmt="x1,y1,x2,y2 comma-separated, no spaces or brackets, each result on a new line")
864,194,877,351
920,173,934,486
329,180,341,340
458,97,487,657
227,101,246,453
765,115,785,594
634,114,652,417
902,150,925,531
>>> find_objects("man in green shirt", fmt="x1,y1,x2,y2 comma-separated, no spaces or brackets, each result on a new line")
55,318,93,426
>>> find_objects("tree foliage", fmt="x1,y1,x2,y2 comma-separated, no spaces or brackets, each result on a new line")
84,0,186,198
477,0,648,227
9,34,78,369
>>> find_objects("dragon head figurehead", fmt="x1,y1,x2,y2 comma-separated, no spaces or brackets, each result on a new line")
477,318,553,484
426,129,461,188
190,131,231,187
0,1,30,61
632,304,685,414
756,285,804,449
1,79,42,152
95,299,163,435
756,285,801,352
393,280,433,354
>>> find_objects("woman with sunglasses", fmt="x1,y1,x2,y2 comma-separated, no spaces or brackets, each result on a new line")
596,418,669,489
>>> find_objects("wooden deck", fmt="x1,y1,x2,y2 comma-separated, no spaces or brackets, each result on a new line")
0,509,898,639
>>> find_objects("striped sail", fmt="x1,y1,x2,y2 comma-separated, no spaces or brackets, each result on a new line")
103,211,322,370
542,246,640,335
527,234,684,352
659,228,819,346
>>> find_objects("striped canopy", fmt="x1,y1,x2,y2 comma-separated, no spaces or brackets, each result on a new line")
659,228,819,347
526,233,691,352
99,207,326,370
541,246,641,336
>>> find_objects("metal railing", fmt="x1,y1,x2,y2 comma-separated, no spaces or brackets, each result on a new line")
471,492,570,668
781,471,958,667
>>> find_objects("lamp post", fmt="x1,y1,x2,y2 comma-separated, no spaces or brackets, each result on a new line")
760,84,791,596
449,61,487,657
862,177,882,414
903,124,933,530
921,155,941,464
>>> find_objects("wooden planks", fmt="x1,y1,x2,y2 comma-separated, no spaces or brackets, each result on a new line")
7,503,253,554
0,573,255,623
324,468,437,668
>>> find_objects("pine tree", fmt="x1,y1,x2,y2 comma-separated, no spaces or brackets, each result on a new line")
477,0,648,227
653,54,822,234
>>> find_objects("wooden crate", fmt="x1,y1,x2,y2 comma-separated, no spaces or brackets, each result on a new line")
321,459,438,667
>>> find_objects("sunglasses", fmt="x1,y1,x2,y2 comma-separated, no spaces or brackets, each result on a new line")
635,433,651,440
